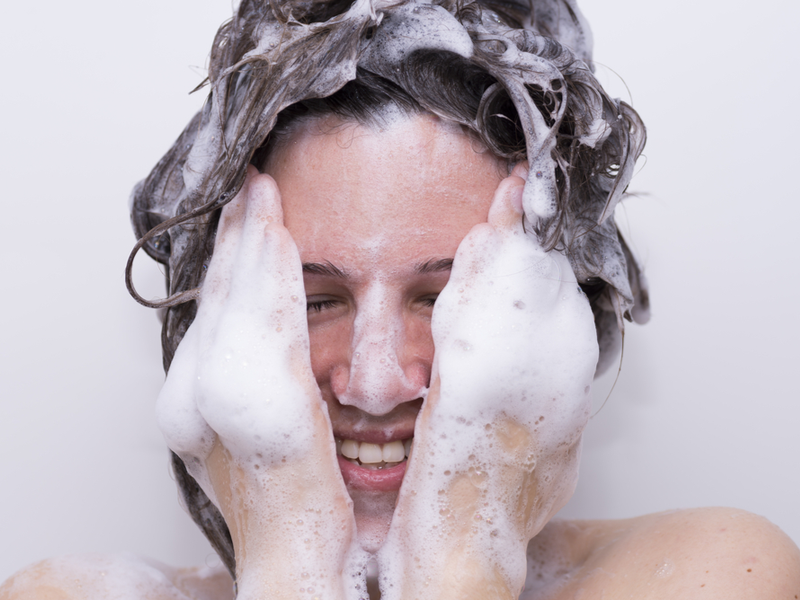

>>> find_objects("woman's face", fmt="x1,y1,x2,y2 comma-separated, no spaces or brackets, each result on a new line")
264,113,506,550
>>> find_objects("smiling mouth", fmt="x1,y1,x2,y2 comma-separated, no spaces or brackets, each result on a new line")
335,437,413,470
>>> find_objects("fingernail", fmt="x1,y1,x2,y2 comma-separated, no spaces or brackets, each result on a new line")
511,182,524,214
511,161,529,180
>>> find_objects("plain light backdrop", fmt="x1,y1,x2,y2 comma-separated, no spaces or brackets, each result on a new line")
1,0,798,581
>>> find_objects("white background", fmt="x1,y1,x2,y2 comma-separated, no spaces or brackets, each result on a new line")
1,0,798,582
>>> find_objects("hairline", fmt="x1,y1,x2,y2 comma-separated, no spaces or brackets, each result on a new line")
260,105,510,177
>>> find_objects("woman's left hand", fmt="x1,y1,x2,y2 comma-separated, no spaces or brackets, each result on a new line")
378,163,599,600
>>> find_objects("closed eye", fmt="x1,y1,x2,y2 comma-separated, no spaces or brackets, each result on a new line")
418,295,438,308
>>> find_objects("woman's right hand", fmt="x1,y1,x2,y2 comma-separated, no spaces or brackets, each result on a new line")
157,166,367,600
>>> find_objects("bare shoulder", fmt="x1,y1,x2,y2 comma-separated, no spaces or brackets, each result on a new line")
524,508,800,599
0,554,234,600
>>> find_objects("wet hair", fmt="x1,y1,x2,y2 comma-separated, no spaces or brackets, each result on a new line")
128,0,649,578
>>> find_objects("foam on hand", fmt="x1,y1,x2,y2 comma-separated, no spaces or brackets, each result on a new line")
155,172,367,600
156,178,318,495
378,172,599,599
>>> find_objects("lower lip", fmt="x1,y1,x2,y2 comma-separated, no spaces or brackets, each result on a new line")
337,455,407,492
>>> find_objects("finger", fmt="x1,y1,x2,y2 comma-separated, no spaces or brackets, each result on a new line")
246,166,283,225
219,170,310,383
231,170,306,311
200,167,257,312
486,169,526,234
241,165,284,241
215,166,256,251
510,160,529,181
156,323,217,470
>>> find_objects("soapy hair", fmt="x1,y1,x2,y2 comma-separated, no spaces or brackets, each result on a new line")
128,0,649,578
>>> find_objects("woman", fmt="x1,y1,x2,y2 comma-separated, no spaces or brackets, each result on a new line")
3,0,798,598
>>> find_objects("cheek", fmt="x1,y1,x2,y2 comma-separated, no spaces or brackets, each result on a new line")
308,319,351,389
404,313,435,365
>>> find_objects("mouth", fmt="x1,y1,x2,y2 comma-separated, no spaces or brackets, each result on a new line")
335,437,413,492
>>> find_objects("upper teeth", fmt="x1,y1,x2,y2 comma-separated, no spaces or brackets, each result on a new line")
337,438,412,464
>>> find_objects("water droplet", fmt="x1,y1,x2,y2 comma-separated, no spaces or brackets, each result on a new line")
654,560,674,578
535,171,543,179
276,326,282,332
291,295,299,302
469,469,487,489
513,300,525,310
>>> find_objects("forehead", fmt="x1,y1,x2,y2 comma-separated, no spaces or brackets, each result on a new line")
265,114,505,268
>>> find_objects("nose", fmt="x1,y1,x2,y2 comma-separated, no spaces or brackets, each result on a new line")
332,284,429,415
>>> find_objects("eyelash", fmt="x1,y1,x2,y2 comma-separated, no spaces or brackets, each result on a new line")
306,296,439,313
306,299,339,313
420,296,438,307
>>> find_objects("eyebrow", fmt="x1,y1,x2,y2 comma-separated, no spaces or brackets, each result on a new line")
302,261,348,278
415,258,453,274
301,258,453,278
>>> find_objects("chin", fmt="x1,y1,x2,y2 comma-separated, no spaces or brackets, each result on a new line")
351,488,399,552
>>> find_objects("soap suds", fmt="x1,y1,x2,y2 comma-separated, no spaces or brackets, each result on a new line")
377,176,598,598
157,173,368,600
